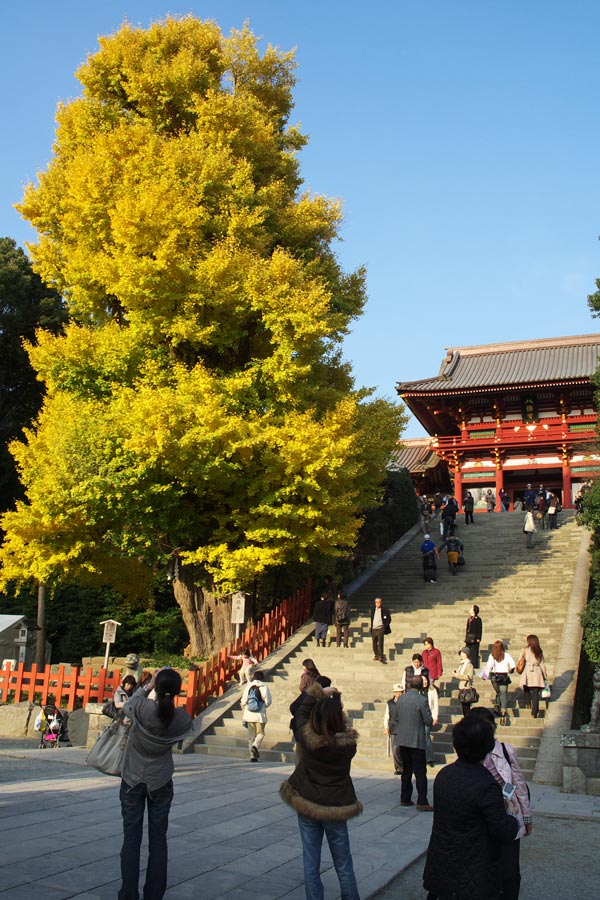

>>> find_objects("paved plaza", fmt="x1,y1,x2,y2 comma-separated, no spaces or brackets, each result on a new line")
0,740,431,899
1,740,599,899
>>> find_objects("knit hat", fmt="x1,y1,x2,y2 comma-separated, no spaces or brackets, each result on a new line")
423,534,430,539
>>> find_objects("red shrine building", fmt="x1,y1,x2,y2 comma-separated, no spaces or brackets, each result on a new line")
397,334,600,510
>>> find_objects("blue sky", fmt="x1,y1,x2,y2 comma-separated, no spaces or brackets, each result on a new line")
2,2,600,437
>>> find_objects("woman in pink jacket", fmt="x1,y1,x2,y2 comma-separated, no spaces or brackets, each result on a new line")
517,634,547,718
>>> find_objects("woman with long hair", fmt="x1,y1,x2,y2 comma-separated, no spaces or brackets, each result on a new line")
299,658,320,693
469,707,532,900
484,641,516,725
118,668,193,900
517,635,547,718
280,686,362,900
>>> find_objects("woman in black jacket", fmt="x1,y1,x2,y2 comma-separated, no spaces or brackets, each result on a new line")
280,685,362,899
465,604,483,668
423,714,518,900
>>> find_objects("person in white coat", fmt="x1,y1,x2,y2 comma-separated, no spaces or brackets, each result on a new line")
484,640,517,725
241,670,272,762
424,675,439,767
523,507,536,548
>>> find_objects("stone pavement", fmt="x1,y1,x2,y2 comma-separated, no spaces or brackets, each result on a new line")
373,815,600,900
1,740,599,900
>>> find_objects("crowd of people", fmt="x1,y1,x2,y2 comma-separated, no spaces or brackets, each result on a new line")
280,609,543,900
105,486,562,900
105,602,549,900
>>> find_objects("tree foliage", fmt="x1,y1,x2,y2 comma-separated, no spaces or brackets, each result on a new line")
0,579,187,663
579,470,600,667
0,237,66,513
357,468,419,557
0,17,406,654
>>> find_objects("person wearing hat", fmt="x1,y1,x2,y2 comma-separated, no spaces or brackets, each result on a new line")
453,647,475,717
419,534,439,584
384,682,404,775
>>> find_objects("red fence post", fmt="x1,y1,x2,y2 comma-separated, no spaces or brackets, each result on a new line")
13,663,25,702
218,648,227,695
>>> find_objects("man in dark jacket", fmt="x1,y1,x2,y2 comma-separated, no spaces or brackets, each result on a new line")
439,534,464,575
423,714,519,900
313,592,333,647
396,675,433,810
401,654,430,692
370,596,392,662
334,590,351,648
463,490,475,525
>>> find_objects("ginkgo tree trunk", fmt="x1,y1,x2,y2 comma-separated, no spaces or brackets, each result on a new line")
0,16,406,657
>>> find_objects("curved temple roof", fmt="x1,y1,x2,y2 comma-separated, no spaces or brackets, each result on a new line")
398,333,600,396
389,439,440,473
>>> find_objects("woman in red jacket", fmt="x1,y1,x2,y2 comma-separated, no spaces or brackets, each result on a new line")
422,637,443,688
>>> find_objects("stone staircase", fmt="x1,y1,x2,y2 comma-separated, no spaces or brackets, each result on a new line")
193,511,587,779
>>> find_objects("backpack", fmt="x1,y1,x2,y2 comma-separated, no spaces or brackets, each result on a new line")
246,684,265,713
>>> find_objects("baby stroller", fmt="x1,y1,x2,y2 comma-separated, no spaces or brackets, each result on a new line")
37,704,69,748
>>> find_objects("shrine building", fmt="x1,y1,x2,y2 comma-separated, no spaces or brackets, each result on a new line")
397,334,600,510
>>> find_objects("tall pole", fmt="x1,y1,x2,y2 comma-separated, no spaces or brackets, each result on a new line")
36,581,46,669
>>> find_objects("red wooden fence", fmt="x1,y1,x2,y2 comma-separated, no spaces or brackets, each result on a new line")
0,581,313,718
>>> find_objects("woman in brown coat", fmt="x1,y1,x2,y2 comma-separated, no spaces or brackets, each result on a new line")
517,634,547,718
280,685,362,899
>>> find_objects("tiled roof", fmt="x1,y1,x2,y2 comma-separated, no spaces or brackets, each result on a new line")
389,440,441,473
398,333,600,395
0,614,25,633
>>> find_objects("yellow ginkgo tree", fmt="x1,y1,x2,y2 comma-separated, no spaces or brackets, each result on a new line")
0,16,406,656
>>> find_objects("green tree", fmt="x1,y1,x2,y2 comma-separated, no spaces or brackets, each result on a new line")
580,465,600,668
357,468,419,557
0,17,406,656
0,237,66,512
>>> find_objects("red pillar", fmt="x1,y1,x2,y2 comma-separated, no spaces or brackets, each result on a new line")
562,465,572,508
495,467,504,511
454,465,463,506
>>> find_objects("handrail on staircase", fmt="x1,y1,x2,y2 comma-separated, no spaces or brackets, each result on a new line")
0,581,313,718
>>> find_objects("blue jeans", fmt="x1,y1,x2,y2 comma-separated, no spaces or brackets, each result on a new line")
297,813,360,900
118,779,173,900
493,680,509,713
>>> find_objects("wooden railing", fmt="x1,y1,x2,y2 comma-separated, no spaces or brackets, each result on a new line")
0,581,313,718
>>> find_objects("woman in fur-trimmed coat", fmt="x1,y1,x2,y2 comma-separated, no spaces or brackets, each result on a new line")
280,683,362,900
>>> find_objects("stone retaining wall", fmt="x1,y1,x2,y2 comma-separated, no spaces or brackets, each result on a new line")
562,730,600,795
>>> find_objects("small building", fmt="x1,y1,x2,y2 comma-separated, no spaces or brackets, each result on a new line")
389,438,450,495
397,334,600,509
0,614,41,668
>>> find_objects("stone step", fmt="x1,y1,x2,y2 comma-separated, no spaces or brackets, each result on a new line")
192,513,582,777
